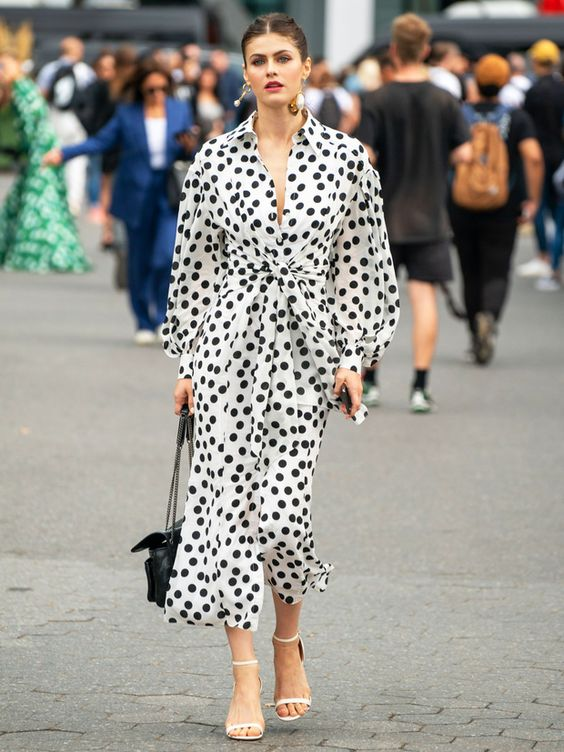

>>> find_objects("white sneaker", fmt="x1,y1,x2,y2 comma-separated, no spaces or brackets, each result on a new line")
134,329,157,346
516,257,552,278
156,324,166,343
535,275,562,292
410,388,435,414
362,384,381,407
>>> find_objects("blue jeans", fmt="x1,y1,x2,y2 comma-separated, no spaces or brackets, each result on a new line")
534,168,564,271
551,202,564,272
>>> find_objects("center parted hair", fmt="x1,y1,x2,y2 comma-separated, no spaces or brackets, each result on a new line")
241,13,308,63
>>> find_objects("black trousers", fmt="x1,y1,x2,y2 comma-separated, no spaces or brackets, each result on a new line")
449,206,518,334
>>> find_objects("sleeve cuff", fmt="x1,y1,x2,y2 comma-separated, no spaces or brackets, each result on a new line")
338,345,362,373
177,352,193,380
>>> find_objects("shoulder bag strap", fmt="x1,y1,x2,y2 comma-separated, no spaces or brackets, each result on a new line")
164,405,194,534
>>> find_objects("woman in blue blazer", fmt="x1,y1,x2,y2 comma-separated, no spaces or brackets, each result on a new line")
44,59,196,344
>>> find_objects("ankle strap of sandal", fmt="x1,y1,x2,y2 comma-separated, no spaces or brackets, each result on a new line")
232,658,259,667
272,632,300,643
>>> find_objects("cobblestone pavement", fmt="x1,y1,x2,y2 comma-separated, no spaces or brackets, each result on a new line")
1,175,564,751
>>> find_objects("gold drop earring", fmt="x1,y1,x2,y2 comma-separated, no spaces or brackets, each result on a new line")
288,79,307,115
234,82,251,108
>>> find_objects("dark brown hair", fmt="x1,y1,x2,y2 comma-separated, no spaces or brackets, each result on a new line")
241,13,308,64
127,58,173,103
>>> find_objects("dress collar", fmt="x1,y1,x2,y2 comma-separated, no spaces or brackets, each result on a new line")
226,108,327,156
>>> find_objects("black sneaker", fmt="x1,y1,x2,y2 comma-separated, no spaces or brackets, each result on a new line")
473,312,496,365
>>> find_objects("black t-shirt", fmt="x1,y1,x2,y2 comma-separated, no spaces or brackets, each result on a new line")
458,103,537,219
524,74,564,170
356,81,469,244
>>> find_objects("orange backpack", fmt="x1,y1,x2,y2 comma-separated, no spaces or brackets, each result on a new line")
452,105,511,211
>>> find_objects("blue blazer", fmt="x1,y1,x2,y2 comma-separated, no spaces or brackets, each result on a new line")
62,97,193,227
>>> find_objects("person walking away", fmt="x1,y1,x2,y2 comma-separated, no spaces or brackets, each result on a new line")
43,59,196,344
37,37,95,216
449,54,543,365
75,50,117,237
356,13,471,413
305,58,357,132
428,42,464,101
0,51,90,273
518,39,564,287
499,52,532,109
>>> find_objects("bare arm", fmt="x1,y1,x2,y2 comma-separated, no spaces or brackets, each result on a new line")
518,137,544,222
450,141,472,165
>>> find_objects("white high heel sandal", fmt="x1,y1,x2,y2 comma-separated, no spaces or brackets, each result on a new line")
272,632,312,721
225,659,265,741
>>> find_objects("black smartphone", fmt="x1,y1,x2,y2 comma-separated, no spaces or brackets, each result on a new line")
340,385,353,414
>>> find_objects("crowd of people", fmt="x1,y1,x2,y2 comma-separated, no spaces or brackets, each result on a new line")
0,17,563,409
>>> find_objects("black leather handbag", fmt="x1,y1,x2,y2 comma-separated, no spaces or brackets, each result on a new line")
166,159,192,210
131,406,194,608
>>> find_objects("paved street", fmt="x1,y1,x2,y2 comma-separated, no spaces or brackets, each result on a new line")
1,172,564,752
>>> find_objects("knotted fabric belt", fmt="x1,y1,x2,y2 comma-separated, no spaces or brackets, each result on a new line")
221,247,365,460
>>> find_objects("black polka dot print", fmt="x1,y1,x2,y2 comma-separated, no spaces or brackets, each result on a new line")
161,111,399,631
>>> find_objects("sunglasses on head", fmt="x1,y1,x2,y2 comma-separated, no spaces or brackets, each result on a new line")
143,85,168,95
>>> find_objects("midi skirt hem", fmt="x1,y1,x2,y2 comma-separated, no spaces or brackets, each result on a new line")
163,561,334,632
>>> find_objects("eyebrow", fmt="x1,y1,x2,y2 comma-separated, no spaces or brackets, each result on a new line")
249,49,293,59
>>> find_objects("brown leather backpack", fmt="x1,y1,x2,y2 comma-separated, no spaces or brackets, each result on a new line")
452,106,511,211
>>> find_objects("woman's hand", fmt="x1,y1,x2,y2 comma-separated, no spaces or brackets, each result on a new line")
174,378,194,416
333,367,362,420
42,148,63,167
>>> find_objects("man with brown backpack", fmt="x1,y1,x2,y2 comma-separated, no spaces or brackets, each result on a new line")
449,55,543,365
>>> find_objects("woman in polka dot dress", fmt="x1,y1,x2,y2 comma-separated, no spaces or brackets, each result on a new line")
162,13,399,741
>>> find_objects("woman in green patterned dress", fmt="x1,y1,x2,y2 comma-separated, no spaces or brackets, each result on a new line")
0,52,90,273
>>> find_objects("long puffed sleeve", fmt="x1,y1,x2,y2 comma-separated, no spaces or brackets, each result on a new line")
162,152,226,378
328,164,399,373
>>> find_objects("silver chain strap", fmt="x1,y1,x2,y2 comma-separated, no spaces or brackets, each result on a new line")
164,407,194,536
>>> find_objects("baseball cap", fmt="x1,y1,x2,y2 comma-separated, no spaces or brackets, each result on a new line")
529,39,561,65
475,54,510,88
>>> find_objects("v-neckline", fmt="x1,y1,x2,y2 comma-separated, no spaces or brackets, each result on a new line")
254,153,291,230
252,114,305,231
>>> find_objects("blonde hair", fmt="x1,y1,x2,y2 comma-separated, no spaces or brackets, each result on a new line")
0,20,33,61
391,13,431,64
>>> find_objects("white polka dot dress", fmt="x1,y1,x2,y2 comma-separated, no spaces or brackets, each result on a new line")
162,111,399,631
